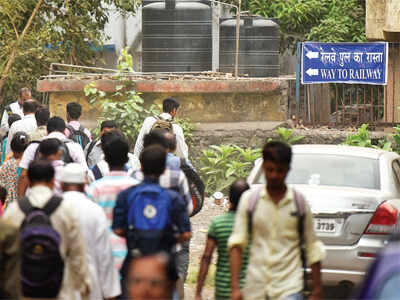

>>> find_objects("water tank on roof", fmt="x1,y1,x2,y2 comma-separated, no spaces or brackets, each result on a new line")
142,0,212,72
219,16,280,77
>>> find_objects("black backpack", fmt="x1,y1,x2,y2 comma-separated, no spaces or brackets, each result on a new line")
18,196,64,298
66,125,90,149
180,158,205,217
32,140,73,164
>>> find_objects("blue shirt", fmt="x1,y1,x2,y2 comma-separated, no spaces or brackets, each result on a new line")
166,153,195,171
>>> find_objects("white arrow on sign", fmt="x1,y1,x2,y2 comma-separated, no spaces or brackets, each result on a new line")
306,51,319,59
306,68,319,76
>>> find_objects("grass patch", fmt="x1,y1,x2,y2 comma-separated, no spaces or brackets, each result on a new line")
186,263,216,288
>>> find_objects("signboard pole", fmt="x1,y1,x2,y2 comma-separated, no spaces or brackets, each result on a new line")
296,42,301,122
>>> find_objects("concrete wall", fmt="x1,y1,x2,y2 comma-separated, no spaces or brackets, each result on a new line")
38,77,291,126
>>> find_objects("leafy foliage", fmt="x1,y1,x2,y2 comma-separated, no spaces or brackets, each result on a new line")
199,145,261,195
342,124,393,151
274,127,305,144
0,0,139,104
247,0,366,52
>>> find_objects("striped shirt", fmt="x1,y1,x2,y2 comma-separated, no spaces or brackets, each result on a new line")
86,171,139,271
208,211,249,300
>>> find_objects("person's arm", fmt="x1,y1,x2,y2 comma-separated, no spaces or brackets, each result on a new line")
174,125,188,159
1,110,9,131
230,246,243,300
303,201,326,299
96,211,122,299
17,168,28,198
310,262,322,300
227,190,251,300
65,210,91,297
170,192,191,242
5,127,14,155
195,237,216,300
112,189,129,237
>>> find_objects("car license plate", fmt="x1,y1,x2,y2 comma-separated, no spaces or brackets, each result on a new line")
314,218,337,233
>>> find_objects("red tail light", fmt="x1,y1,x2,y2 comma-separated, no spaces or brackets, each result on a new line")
364,202,398,235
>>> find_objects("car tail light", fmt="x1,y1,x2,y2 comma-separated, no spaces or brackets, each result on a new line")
364,202,398,235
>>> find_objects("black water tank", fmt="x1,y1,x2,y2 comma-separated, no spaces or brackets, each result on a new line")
220,17,280,77
142,0,212,72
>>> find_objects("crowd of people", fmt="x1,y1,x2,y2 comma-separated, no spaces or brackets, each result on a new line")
0,88,328,300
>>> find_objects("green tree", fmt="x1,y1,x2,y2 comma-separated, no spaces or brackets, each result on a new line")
247,0,366,52
0,0,139,104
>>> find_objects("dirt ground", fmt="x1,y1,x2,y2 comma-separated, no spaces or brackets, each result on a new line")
184,197,228,300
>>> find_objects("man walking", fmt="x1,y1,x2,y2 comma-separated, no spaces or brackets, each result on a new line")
6,100,38,154
113,144,191,297
17,116,88,197
85,120,118,167
229,141,325,300
30,106,50,141
61,163,121,300
134,98,188,159
65,102,91,149
86,135,139,271
1,87,31,131
3,160,91,299
195,179,250,300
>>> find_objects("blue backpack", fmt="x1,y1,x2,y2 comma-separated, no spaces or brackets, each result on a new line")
126,183,176,256
18,196,64,298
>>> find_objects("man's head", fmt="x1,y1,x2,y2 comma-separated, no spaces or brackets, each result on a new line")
60,163,86,192
100,120,118,136
162,98,180,118
38,138,62,161
143,130,168,150
27,160,55,189
23,100,38,115
66,102,82,122
229,179,250,211
10,131,30,154
47,116,66,134
262,141,292,191
164,132,177,153
103,135,129,170
127,252,178,300
18,87,31,106
140,144,166,177
35,107,50,127
8,114,21,128
100,130,124,150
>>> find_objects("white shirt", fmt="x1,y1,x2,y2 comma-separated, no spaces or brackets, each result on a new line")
133,113,189,159
19,131,88,171
1,101,23,130
63,191,121,300
3,185,91,300
84,140,102,168
6,113,37,154
87,153,140,183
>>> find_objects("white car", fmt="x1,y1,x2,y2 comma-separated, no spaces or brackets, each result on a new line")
247,145,400,292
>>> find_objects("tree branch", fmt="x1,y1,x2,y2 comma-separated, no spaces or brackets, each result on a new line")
0,0,44,101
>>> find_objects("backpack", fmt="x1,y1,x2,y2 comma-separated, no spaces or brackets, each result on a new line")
18,196,64,298
247,188,308,291
66,125,90,149
150,115,173,133
32,140,73,164
126,183,176,256
180,158,205,217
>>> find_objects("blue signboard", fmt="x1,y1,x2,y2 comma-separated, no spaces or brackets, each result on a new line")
301,42,388,85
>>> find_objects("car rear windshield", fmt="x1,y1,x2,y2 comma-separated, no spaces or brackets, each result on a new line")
257,154,381,190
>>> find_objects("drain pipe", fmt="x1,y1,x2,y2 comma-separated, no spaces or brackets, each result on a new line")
234,0,241,78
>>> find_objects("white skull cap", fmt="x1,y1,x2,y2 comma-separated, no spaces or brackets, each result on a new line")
60,163,86,184
213,191,224,200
